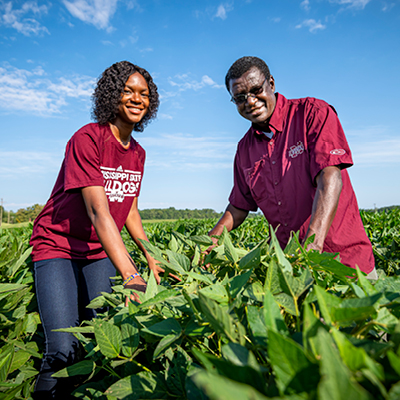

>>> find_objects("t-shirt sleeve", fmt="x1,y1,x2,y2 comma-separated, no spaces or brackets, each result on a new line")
228,150,258,212
307,104,353,184
64,129,105,191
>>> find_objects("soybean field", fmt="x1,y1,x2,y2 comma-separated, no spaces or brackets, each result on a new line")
1,209,400,399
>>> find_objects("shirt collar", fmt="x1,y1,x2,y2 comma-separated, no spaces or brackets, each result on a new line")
251,93,287,138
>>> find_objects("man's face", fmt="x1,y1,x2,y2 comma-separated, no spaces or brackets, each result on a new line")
229,67,276,130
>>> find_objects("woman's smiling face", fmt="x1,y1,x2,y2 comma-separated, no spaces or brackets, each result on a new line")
116,72,150,126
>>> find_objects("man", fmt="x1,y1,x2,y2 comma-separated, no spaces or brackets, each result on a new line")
208,56,376,277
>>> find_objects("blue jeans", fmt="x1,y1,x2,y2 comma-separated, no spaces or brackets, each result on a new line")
33,258,115,399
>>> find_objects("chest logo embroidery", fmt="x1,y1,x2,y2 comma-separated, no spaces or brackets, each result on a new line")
288,141,304,158
100,166,142,202
330,149,346,155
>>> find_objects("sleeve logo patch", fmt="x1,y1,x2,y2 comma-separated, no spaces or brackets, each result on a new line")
330,149,346,155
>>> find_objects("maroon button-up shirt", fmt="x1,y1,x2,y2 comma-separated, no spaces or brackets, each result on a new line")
229,93,374,273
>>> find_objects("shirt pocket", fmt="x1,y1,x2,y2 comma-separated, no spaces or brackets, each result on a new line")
244,158,269,203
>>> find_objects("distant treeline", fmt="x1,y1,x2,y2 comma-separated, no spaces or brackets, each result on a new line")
1,204,223,224
2,204,398,224
1,204,44,224
362,205,400,212
139,207,223,220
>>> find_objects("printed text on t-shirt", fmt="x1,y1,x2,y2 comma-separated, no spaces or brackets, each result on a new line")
100,166,142,202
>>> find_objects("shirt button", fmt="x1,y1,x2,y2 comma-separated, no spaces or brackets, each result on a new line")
272,161,276,164
278,201,282,205
284,223,288,227
269,142,273,146
274,181,278,185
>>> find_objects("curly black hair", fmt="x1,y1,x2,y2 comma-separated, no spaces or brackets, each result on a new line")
225,56,271,92
91,61,159,132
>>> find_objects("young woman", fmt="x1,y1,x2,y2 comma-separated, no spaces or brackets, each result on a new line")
30,61,164,398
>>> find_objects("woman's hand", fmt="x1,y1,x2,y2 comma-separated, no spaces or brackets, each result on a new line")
124,274,147,306
148,259,181,284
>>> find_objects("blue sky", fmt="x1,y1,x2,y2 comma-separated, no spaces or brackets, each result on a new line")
0,0,399,213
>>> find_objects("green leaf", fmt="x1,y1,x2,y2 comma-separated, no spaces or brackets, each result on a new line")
139,289,179,308
270,227,292,273
105,371,168,399
246,305,268,343
387,351,400,376
9,349,31,374
264,259,282,295
189,235,214,247
192,347,266,395
0,344,14,382
185,271,214,284
308,251,357,280
94,320,122,358
142,318,182,337
199,284,229,304
238,246,261,270
302,304,327,357
198,292,237,342
153,333,181,359
229,269,253,299
8,246,32,278
0,283,27,294
317,328,371,400
243,281,264,302
52,360,95,377
166,250,190,272
268,330,319,394
221,343,261,372
331,329,384,380
143,270,158,302
121,317,139,357
223,227,238,263
264,289,288,335
192,370,270,400
314,286,342,326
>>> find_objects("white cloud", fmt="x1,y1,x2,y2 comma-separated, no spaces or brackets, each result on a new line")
329,0,372,9
301,0,310,11
0,1,50,36
168,74,224,91
296,19,326,32
158,113,173,120
352,139,400,166
214,3,234,20
62,0,118,31
0,150,63,178
0,64,95,115
140,133,236,170
382,2,396,11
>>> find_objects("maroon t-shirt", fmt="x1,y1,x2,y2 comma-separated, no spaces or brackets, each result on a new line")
30,123,145,261
229,93,374,273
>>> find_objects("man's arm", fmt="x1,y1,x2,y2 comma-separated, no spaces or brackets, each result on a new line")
208,203,249,242
303,165,343,251
81,186,146,291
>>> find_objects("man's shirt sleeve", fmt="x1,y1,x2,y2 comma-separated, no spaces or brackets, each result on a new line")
307,104,353,184
229,150,258,212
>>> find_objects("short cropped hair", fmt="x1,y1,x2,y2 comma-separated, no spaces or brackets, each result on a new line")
225,56,271,92
92,61,159,132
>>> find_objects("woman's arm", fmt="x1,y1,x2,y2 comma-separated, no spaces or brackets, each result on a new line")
125,197,177,284
81,186,146,292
